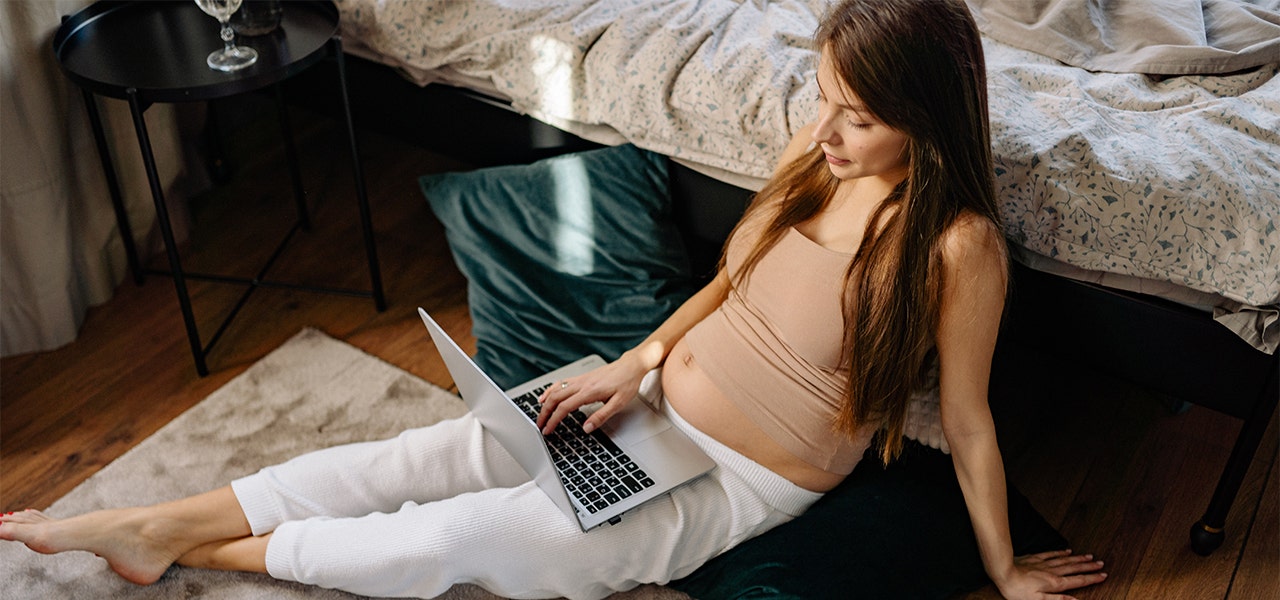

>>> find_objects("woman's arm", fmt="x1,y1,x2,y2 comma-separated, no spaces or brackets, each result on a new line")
537,124,817,434
936,216,1106,600
537,269,730,433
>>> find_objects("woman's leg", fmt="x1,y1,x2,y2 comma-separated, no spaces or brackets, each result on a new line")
0,414,521,585
0,486,253,585
259,402,821,600
260,459,788,600
231,414,527,536
260,479,695,599
177,532,271,574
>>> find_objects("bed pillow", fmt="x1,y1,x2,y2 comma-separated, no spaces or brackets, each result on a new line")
420,144,698,389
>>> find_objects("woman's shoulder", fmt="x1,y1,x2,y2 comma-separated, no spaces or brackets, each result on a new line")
934,212,1008,331
938,211,1007,277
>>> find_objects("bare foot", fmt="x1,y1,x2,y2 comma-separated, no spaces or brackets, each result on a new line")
0,508,186,585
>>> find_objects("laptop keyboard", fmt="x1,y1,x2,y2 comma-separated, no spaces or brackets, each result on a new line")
512,385,656,514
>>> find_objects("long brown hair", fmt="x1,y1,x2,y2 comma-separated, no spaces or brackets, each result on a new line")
728,0,1002,465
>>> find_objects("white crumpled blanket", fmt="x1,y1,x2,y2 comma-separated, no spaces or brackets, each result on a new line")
967,0,1280,75
336,0,1280,310
337,0,822,184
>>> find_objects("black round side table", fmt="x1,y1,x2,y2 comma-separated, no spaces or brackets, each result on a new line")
54,0,385,376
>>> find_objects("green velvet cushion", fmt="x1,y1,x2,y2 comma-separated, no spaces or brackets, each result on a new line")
420,144,697,389
421,144,1066,599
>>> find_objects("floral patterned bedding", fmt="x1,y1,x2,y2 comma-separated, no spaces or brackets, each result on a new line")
335,0,1280,314
985,41,1279,308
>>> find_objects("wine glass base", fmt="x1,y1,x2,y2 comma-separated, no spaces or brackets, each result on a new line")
207,45,258,72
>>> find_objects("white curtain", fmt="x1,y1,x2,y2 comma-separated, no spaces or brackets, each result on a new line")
1,0,191,356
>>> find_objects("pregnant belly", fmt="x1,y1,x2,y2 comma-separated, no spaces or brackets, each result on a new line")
662,339,845,493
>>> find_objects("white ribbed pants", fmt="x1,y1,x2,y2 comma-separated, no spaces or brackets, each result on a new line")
230,401,821,600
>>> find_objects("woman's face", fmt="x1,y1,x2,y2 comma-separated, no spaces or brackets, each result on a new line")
812,52,910,184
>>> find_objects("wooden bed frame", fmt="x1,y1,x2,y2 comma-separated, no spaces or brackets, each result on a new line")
282,50,1278,556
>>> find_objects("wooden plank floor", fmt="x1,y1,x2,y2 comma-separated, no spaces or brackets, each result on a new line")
2,103,1275,599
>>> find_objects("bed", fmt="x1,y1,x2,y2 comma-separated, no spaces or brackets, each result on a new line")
304,0,1279,558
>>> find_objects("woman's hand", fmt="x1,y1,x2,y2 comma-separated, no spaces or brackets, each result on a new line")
536,351,651,435
995,549,1107,600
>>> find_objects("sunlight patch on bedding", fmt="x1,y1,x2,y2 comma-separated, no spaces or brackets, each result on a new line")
549,156,594,276
529,35,577,120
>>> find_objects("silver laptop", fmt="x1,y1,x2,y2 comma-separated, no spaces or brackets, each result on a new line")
418,308,715,531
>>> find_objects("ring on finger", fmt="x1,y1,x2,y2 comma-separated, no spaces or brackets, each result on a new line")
560,381,569,390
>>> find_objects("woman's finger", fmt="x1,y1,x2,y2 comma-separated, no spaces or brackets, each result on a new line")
1050,559,1106,577
1018,548,1074,565
1040,553,1094,568
1056,571,1108,591
536,379,575,431
538,379,572,404
582,393,633,434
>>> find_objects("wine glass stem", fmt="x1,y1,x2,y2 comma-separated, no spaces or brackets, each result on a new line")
220,19,235,52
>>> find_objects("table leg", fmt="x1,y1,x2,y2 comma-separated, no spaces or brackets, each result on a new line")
126,89,208,376
82,90,142,285
275,84,311,232
331,38,386,311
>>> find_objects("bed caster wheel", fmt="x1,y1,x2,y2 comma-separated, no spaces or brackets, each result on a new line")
1190,520,1224,556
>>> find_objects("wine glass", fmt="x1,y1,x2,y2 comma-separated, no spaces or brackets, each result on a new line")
196,0,258,72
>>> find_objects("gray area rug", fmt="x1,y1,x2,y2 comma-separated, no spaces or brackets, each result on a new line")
2,329,689,600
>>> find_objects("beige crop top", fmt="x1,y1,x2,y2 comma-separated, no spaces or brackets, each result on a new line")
683,215,873,475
